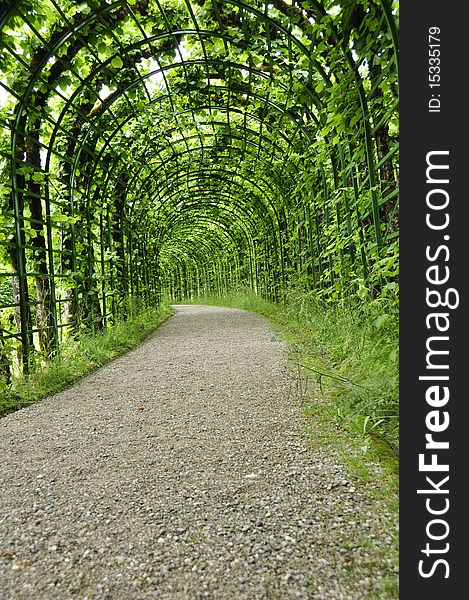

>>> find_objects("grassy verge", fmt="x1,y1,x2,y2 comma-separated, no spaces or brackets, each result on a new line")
0,300,174,417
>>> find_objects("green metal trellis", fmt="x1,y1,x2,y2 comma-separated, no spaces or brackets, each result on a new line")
0,0,399,374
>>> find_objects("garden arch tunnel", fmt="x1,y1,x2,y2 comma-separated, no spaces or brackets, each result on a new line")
0,0,399,371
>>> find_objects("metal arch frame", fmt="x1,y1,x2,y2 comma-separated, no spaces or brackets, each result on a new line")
16,11,335,246
160,210,256,257
158,235,241,300
145,191,266,235
39,30,322,176
132,170,281,245
81,106,300,214
92,145,288,235
1,0,399,369
142,185,286,293
157,215,258,293
91,102,302,173
124,165,286,273
58,51,320,248
92,161,265,296
64,54,317,176
157,218,245,268
151,195,269,268
126,146,289,217
94,127,298,208
109,156,289,289
12,10,371,233
78,132,284,250
92,138,293,237
124,171,283,282
8,0,390,188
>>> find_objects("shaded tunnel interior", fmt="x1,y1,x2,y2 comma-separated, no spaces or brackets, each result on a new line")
0,0,399,370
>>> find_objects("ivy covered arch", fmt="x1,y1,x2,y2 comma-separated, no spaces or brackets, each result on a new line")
0,0,398,372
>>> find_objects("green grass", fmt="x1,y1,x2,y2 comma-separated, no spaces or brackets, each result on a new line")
0,300,174,417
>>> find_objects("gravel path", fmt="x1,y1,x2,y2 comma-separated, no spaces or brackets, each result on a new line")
0,305,396,599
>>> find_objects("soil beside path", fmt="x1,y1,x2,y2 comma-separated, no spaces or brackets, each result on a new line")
0,305,396,599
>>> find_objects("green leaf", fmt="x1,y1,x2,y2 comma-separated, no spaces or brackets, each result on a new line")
314,81,324,93
31,171,45,182
111,56,123,69
374,314,387,330
77,3,91,15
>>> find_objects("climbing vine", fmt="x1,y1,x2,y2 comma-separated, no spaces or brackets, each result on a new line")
0,0,398,377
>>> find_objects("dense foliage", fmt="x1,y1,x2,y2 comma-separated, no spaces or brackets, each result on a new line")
0,0,398,379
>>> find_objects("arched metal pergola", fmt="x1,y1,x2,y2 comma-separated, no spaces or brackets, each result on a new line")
0,0,399,372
